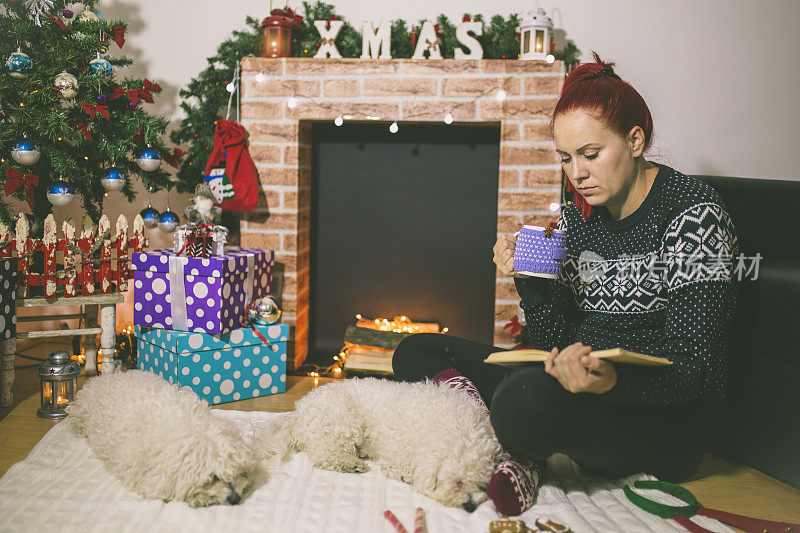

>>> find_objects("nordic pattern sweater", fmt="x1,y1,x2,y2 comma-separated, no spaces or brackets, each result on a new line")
514,164,739,405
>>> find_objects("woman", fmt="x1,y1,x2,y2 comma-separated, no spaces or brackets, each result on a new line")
392,53,738,516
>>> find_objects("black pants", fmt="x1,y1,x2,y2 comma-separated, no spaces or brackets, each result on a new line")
392,333,714,482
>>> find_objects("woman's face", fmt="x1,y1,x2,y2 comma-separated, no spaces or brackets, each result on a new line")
553,109,639,207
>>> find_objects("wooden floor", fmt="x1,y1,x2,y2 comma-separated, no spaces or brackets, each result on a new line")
2,340,799,529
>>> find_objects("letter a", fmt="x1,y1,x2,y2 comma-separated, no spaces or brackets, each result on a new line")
412,21,442,60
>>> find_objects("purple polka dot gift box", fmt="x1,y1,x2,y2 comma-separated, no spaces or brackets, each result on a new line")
135,323,289,405
132,247,274,335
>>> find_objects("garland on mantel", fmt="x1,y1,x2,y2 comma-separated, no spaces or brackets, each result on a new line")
171,1,580,192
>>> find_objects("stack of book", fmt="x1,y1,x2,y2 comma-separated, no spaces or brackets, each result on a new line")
342,317,441,376
344,346,395,375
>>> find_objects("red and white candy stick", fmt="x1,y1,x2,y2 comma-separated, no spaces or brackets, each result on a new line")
383,510,409,533
414,507,427,533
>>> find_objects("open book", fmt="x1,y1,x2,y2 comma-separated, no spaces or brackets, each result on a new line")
485,348,672,367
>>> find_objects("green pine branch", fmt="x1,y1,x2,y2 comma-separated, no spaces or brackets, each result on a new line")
0,0,180,226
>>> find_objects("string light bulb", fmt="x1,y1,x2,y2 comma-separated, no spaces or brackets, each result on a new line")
255,70,266,83
389,121,399,134
546,54,556,63
549,202,560,212
444,113,453,125
334,115,344,126
496,88,507,101
287,94,298,109
226,81,235,93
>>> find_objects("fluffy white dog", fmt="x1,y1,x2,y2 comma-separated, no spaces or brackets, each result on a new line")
67,370,258,507
258,377,507,510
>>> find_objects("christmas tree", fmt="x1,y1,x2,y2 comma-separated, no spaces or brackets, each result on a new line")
0,0,180,228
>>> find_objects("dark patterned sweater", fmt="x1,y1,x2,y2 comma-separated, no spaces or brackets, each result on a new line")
514,165,739,405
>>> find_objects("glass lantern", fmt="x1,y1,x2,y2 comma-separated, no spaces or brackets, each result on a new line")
261,8,303,58
37,350,81,420
519,7,553,61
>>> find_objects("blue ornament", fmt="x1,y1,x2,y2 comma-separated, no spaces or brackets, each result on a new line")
136,147,162,172
140,204,160,229
5,49,32,79
101,167,126,191
11,138,41,166
157,209,179,233
46,180,76,207
88,57,113,81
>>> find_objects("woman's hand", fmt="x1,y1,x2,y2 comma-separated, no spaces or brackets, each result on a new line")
544,342,617,394
493,234,529,278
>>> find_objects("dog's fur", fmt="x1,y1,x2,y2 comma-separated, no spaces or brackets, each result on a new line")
66,370,257,507
67,372,505,510
257,377,507,509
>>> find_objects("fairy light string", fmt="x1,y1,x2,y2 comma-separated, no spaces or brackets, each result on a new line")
251,55,556,131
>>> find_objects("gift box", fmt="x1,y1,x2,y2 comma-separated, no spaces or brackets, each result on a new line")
173,224,228,257
0,258,16,341
132,247,274,335
135,323,289,405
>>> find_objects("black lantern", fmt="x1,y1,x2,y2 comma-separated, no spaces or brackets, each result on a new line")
37,350,81,420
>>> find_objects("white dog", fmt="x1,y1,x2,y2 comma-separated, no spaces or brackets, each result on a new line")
258,377,507,510
67,370,258,507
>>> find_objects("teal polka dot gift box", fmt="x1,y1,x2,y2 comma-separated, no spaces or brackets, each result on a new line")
135,323,288,404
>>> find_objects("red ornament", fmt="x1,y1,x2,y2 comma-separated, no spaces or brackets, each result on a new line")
462,14,471,22
261,8,303,58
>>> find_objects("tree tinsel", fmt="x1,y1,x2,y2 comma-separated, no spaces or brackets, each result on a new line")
171,1,580,192
0,0,181,226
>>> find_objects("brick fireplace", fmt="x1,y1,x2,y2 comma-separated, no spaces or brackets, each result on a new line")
239,57,564,369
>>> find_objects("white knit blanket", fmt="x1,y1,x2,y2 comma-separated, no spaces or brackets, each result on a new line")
0,410,731,533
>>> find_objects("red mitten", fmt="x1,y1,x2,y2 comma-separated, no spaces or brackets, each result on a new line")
204,119,259,212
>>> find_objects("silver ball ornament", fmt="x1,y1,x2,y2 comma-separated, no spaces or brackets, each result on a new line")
76,9,100,22
101,167,126,191
5,49,32,79
253,296,281,324
88,56,113,81
11,138,41,166
136,147,162,172
46,180,76,207
54,71,79,99
140,204,160,229
157,210,179,233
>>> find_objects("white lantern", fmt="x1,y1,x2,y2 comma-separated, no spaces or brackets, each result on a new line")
519,7,553,61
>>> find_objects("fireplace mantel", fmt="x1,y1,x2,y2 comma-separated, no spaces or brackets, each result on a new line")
239,57,564,369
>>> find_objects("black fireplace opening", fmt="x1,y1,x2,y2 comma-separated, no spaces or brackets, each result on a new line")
308,122,501,364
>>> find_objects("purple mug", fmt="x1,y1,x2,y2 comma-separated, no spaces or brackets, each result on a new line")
513,225,567,279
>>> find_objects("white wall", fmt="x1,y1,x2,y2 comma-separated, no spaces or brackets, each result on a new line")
97,0,799,181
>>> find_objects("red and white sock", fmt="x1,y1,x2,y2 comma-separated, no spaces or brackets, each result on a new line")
432,369,543,515
487,459,545,516
431,368,486,409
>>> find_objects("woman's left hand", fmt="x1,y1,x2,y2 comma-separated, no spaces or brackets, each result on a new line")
544,342,618,394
